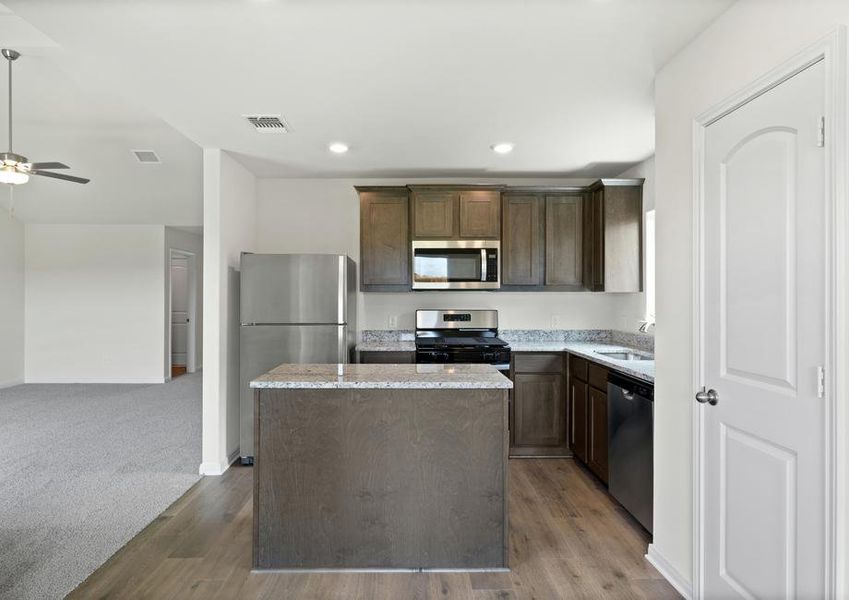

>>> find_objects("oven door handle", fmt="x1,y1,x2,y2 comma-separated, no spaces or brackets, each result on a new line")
480,249,488,282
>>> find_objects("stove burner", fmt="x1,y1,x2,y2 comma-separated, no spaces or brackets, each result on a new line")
414,309,511,368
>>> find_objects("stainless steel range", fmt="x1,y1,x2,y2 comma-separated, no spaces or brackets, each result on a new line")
415,309,511,370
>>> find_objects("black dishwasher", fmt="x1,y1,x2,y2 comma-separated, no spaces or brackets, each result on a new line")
607,371,654,533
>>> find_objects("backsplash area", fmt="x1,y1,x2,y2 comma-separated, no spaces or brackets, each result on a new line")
359,329,654,352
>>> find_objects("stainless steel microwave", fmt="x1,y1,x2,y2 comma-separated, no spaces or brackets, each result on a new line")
411,240,500,290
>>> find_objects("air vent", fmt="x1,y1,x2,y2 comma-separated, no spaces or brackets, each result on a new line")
244,114,290,133
132,150,161,164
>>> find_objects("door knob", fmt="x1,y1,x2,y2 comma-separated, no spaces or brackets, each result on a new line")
695,387,719,406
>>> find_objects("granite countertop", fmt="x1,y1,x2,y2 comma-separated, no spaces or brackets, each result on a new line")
356,330,416,352
509,341,654,383
251,363,513,390
356,340,416,352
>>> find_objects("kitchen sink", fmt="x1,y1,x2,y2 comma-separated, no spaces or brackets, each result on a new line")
595,350,653,361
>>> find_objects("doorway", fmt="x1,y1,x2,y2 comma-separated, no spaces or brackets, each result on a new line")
692,32,846,599
169,249,197,379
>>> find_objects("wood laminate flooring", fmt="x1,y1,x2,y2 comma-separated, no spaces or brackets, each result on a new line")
68,459,679,599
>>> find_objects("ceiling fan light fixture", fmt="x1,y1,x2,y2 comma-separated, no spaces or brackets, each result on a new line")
0,165,28,185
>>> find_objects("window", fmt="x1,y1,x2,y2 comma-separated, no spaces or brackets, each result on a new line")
645,209,656,321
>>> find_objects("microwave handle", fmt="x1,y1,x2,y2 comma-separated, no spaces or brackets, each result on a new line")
480,249,487,282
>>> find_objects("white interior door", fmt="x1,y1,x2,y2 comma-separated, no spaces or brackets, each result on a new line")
171,257,189,367
701,60,827,598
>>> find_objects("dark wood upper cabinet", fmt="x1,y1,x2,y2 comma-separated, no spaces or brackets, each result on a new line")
357,187,410,292
411,190,457,238
545,195,583,287
583,181,643,292
459,191,501,239
357,179,642,294
502,194,543,286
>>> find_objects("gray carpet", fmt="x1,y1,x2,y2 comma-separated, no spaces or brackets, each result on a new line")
0,373,202,600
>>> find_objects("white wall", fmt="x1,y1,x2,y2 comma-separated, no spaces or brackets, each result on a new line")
201,149,256,475
654,0,849,591
24,224,166,383
0,209,25,388
255,177,645,332
164,227,203,377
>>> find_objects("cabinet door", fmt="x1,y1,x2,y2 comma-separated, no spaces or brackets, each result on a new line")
588,386,609,483
513,372,567,449
545,195,583,286
582,189,604,291
502,195,543,286
602,184,643,292
359,190,410,291
570,378,588,463
459,190,500,239
412,190,457,238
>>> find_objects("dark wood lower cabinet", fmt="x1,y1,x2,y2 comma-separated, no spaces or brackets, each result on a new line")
588,385,608,483
357,350,415,364
570,378,588,463
568,353,609,484
510,353,569,457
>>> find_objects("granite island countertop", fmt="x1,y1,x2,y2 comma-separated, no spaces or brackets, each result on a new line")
251,363,513,390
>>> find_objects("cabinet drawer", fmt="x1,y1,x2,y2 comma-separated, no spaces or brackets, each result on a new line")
569,354,588,381
358,351,414,364
588,362,608,390
513,353,563,374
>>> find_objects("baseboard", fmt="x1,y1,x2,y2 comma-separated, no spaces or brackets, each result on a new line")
25,377,167,384
198,449,241,477
646,544,692,600
0,378,24,389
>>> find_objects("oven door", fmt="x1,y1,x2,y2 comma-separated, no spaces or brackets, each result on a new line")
411,240,500,290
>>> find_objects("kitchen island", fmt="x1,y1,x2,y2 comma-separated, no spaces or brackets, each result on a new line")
250,363,513,571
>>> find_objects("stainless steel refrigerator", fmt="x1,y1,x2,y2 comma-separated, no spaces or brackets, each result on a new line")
239,253,357,463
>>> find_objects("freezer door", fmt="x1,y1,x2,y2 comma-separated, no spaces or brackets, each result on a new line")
240,254,351,325
239,324,351,460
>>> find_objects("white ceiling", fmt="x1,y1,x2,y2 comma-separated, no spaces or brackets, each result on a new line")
3,0,734,188
0,4,203,224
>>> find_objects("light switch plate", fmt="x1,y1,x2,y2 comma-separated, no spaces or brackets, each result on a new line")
388,315,398,329
551,315,562,329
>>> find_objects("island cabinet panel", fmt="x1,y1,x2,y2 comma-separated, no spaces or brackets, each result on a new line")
501,195,543,287
568,354,609,483
358,188,410,292
459,190,501,239
254,387,508,570
545,195,583,287
510,352,569,457
411,190,457,238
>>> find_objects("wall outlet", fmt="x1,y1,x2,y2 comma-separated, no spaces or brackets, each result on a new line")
388,315,398,329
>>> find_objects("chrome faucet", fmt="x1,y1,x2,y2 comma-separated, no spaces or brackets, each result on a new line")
638,320,655,333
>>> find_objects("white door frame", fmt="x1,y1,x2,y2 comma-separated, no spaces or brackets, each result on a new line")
691,28,847,599
169,247,198,377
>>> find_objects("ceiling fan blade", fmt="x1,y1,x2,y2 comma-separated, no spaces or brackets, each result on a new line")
28,161,69,170
30,169,90,184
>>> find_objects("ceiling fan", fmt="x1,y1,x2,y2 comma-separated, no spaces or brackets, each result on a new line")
0,48,89,185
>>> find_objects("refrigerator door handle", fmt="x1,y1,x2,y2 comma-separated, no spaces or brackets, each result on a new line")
338,255,346,325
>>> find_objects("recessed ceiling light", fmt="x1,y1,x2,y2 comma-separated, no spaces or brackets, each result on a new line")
491,143,514,154
329,142,349,154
